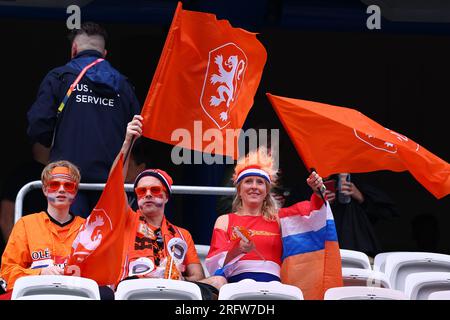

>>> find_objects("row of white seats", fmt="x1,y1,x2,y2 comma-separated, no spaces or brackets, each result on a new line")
11,276,302,300
197,246,450,297
341,250,450,296
340,268,450,299
11,275,450,300
199,246,450,275
116,278,300,300
11,247,450,300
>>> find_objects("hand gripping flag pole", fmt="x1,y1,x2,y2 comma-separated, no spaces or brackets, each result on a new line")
310,167,327,206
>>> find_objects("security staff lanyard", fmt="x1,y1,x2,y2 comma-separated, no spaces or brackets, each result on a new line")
51,58,104,148
57,58,104,113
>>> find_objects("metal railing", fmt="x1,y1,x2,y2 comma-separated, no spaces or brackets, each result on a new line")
15,181,236,223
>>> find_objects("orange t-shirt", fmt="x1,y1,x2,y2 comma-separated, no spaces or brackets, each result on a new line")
0,212,85,290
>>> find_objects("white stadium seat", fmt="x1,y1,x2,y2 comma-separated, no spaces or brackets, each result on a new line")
17,294,93,300
324,286,408,300
373,252,408,272
384,252,450,291
428,290,450,300
404,272,450,300
218,279,303,300
342,268,390,288
115,278,202,300
340,249,371,270
195,244,211,277
11,275,100,300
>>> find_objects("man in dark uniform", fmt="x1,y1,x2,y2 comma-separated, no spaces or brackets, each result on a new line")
27,22,141,217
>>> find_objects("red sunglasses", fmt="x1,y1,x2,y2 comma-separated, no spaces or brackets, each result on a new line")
134,186,166,198
47,180,77,193
135,186,166,198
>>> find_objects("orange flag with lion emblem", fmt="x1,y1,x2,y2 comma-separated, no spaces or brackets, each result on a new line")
141,2,267,159
65,155,127,286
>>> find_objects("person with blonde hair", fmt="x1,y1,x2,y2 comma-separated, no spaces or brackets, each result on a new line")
205,148,325,283
0,160,85,292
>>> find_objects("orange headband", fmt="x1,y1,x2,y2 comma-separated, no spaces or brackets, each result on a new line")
50,166,74,180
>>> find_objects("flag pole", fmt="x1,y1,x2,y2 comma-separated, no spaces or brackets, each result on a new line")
123,136,136,163
267,93,327,206
168,248,175,279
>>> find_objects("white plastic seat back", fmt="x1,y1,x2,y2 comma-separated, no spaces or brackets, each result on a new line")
384,252,450,291
342,268,390,288
428,290,450,300
373,252,408,272
404,272,450,300
11,275,100,300
324,286,408,300
195,244,211,277
16,294,93,300
115,278,202,300
340,249,371,270
218,279,303,300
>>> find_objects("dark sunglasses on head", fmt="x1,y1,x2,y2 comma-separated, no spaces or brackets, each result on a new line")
47,180,77,193
135,186,166,198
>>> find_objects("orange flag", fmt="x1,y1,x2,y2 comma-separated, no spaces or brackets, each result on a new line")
267,93,450,199
141,2,267,158
65,155,127,286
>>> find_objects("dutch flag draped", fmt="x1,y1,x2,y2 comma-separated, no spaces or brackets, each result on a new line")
279,194,343,299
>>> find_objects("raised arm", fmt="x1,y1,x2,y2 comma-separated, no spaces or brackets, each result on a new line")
306,171,325,197
109,115,143,180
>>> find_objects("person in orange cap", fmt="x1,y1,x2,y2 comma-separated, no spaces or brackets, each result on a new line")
115,115,226,299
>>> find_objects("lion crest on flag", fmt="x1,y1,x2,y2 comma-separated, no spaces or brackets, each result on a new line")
71,209,112,263
200,43,247,129
354,127,420,154
354,128,397,153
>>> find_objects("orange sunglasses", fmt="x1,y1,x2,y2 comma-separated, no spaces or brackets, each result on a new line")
47,180,77,193
135,186,166,198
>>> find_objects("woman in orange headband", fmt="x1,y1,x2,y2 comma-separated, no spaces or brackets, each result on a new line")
0,161,85,293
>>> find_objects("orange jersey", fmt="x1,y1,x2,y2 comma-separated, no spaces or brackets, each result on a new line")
0,212,85,290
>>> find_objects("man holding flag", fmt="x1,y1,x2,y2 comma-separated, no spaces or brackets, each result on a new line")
66,115,227,299
121,116,226,298
65,2,268,299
